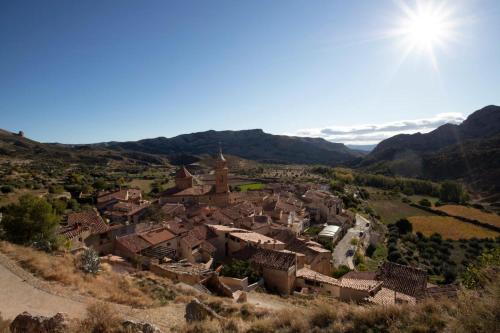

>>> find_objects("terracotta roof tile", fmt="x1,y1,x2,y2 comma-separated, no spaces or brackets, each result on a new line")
232,247,296,271
297,267,341,286
139,227,176,246
116,234,152,254
376,262,427,297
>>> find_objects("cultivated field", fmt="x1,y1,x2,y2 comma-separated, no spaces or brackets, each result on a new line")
435,205,500,228
408,216,500,240
127,179,155,193
237,183,265,191
368,199,436,225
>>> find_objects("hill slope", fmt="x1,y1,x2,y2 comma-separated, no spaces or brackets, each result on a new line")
97,129,362,165
0,130,167,165
360,105,500,193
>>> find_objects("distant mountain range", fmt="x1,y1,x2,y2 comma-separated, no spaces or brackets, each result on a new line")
94,129,363,165
346,144,376,152
359,105,500,194
2,105,499,194
0,129,168,165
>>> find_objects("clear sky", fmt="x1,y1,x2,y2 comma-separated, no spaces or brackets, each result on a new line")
1,0,499,144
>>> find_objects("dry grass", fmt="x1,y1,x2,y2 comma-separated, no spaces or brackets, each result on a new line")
70,303,122,333
178,297,457,333
408,216,499,240
0,312,10,333
435,205,500,228
0,241,154,307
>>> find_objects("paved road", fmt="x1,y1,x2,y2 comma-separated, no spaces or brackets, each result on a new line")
332,214,371,269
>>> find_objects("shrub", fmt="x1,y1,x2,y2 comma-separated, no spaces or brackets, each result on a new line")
419,198,432,207
81,248,100,274
395,218,413,235
0,185,13,194
0,312,10,333
221,260,260,283
75,303,121,333
332,265,350,278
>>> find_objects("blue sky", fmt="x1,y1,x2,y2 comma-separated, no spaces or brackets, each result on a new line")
1,0,499,144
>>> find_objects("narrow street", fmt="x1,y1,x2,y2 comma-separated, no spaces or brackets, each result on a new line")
332,214,371,269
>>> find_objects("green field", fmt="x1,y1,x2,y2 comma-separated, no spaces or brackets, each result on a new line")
127,179,155,192
237,183,265,191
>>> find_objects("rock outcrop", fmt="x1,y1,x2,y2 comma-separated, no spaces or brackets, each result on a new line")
184,298,224,323
122,320,162,333
10,312,69,333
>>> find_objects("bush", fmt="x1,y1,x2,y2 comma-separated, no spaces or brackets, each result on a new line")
221,260,260,283
419,198,432,207
81,248,100,274
0,185,13,194
75,303,121,333
0,312,10,333
332,265,350,278
395,219,413,235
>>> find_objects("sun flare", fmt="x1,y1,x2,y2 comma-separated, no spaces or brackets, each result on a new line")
391,0,461,69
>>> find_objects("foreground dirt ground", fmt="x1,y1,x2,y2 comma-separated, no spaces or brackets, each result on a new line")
0,252,185,331
0,250,298,332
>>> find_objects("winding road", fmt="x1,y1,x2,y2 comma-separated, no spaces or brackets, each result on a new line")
332,214,371,269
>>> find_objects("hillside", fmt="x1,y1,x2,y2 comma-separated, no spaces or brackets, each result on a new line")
0,130,167,165
359,105,500,193
96,129,362,165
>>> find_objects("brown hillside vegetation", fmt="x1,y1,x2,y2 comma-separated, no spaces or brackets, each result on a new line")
0,242,180,308
408,216,499,240
178,273,499,333
435,205,500,228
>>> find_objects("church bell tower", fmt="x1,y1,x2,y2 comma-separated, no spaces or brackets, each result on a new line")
215,148,229,194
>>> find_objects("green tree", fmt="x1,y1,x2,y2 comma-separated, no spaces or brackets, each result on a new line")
395,218,413,235
419,198,432,207
439,181,466,203
221,260,260,283
1,195,60,249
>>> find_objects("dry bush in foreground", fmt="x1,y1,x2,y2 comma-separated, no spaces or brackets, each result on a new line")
70,303,123,333
0,241,153,307
0,313,10,333
179,290,499,333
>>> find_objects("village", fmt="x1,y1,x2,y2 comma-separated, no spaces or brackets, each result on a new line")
57,149,457,306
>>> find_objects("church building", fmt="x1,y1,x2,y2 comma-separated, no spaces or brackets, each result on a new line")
160,149,233,207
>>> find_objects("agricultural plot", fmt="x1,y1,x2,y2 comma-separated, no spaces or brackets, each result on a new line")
408,216,499,240
127,179,155,193
368,199,436,225
237,183,265,191
435,205,500,228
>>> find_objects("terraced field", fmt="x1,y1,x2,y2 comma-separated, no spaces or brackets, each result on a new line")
408,216,500,240
435,205,500,228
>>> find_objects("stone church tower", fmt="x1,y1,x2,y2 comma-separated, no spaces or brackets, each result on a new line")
215,148,229,194
175,166,194,190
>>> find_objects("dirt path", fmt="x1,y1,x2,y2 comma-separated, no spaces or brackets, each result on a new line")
0,262,88,319
0,252,184,331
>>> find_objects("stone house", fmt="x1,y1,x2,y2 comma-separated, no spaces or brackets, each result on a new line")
58,210,109,251
96,189,142,211
233,247,297,295
302,190,343,223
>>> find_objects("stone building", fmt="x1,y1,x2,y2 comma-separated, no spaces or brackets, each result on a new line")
160,149,234,207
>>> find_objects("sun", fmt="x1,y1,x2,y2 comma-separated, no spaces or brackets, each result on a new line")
391,0,460,69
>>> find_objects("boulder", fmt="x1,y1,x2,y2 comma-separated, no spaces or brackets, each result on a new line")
184,298,224,323
122,320,162,333
10,312,69,333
